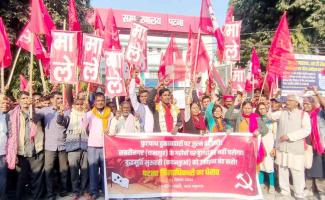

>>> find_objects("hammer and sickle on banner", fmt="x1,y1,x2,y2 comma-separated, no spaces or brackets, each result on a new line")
234,172,253,191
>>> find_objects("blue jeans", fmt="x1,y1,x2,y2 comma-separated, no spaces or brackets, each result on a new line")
0,155,7,199
88,147,104,197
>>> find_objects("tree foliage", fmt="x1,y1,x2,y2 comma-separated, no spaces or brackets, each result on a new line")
230,0,325,70
0,0,92,98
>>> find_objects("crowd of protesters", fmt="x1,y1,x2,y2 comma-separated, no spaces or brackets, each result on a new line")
0,72,324,200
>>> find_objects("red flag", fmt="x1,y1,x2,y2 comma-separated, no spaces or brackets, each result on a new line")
19,74,29,91
16,22,46,59
158,52,166,82
251,48,261,77
267,12,297,79
186,25,193,66
103,9,121,50
30,0,55,36
94,11,105,36
209,65,226,92
225,5,234,23
163,36,186,83
0,17,12,68
68,0,81,31
199,0,224,62
190,37,210,74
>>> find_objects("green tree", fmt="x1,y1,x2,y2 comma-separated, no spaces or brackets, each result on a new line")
0,0,92,98
230,0,325,70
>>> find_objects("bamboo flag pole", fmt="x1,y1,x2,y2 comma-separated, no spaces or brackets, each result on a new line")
29,33,35,117
38,60,48,94
6,47,22,90
62,19,66,102
192,28,201,82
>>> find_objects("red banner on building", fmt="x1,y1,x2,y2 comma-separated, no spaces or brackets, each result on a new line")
104,50,127,97
223,21,241,62
50,30,78,84
125,23,148,72
104,133,262,199
232,69,246,93
80,34,104,84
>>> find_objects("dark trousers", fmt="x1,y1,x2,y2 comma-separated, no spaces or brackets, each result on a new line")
16,151,44,200
0,155,7,200
68,150,89,196
44,150,69,199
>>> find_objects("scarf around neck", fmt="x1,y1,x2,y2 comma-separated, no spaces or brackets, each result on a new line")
7,106,37,170
310,108,324,155
242,113,258,133
192,114,206,130
156,102,179,132
68,108,86,134
92,107,111,131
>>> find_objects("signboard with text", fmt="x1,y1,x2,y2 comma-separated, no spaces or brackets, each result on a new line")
81,34,104,84
104,133,262,199
223,21,241,62
281,54,325,95
50,30,78,84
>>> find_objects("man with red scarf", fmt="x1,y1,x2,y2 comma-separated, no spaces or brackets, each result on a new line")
147,81,182,134
303,88,325,195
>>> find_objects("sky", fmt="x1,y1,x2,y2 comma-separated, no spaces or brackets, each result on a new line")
91,0,230,25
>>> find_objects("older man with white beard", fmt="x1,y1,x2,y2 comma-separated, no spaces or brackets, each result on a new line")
273,94,311,199
109,101,140,135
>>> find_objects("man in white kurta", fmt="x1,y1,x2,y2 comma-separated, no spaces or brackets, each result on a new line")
274,94,311,199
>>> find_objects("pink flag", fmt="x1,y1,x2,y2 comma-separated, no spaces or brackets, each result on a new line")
190,37,210,74
199,0,224,62
103,9,121,50
19,74,29,91
94,11,105,36
30,0,56,51
30,0,55,36
0,17,12,68
225,5,234,23
68,0,81,31
163,36,186,83
267,12,297,80
251,48,261,77
158,52,166,82
16,22,46,59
